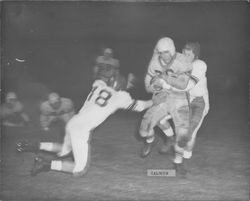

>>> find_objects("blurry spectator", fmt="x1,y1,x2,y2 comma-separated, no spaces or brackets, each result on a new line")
0,92,30,127
40,92,75,131
93,48,120,83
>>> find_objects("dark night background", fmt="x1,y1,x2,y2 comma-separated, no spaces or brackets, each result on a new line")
1,1,249,110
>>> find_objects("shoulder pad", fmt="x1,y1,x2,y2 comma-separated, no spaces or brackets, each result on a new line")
93,79,107,87
193,59,207,69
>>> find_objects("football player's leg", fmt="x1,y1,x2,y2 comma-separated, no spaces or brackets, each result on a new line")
183,97,206,159
60,113,74,124
16,140,62,153
139,107,156,157
39,142,62,152
171,99,190,175
57,130,72,157
30,156,75,176
158,117,174,137
140,104,167,157
158,119,175,154
174,98,191,149
139,107,155,138
70,128,91,177
140,104,167,138
40,114,53,131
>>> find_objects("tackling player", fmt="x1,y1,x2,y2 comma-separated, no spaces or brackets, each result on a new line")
161,42,209,174
17,74,152,177
40,93,75,131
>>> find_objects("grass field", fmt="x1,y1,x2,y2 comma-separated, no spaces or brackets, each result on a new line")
1,95,249,201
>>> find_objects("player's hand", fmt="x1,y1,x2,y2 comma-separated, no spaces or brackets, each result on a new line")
152,92,167,105
150,76,164,92
168,72,178,78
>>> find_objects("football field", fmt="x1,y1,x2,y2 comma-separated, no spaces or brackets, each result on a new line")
1,95,249,200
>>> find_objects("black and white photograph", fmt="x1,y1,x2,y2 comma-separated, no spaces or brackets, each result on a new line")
0,1,249,200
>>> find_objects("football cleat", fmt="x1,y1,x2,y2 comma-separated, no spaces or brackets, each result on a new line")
141,142,154,158
30,156,50,176
72,169,88,178
16,141,39,153
174,162,187,177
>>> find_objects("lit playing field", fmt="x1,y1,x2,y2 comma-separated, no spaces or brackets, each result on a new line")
1,2,249,200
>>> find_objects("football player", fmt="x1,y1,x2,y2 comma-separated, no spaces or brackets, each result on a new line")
144,42,209,175
17,74,152,177
93,48,120,83
140,37,192,163
0,92,30,127
161,42,209,173
40,93,75,131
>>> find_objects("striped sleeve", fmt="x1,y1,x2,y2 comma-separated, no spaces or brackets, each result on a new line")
190,75,199,84
126,100,138,110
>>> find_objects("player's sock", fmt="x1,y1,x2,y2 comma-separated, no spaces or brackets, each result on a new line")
146,135,155,144
173,152,183,164
51,160,75,173
162,127,174,137
183,150,192,159
39,142,62,153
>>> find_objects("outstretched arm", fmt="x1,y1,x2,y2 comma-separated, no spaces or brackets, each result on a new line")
127,99,153,112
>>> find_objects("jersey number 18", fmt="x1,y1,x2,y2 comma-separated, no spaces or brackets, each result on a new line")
87,87,112,107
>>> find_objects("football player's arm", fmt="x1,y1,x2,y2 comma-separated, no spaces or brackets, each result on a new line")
145,53,161,94
168,60,207,92
127,99,153,112
16,102,30,122
20,113,30,122
145,72,155,93
119,91,153,112
164,72,190,90
40,103,54,130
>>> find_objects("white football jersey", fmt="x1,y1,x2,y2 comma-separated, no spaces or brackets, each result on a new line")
145,52,192,93
189,59,209,113
189,60,208,98
76,80,152,130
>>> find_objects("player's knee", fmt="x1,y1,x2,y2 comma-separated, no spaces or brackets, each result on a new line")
158,120,171,130
139,129,153,138
177,136,189,148
176,128,189,148
139,125,154,138
176,127,189,136
139,130,148,138
66,122,80,139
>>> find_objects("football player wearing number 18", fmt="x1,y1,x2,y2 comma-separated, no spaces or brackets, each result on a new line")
17,76,152,177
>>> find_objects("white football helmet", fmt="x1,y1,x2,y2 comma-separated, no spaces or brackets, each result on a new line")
155,37,176,56
104,48,113,55
6,92,17,101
